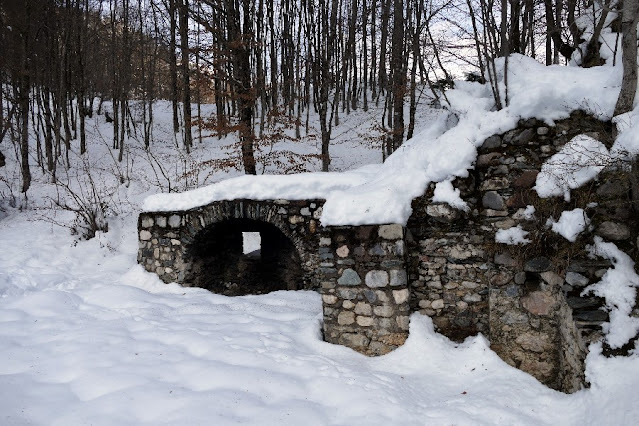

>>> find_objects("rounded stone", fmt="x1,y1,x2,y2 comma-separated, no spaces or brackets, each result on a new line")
596,221,631,241
482,191,505,210
337,268,362,286
139,230,152,241
141,217,154,228
365,270,389,288
336,245,350,258
431,299,445,309
392,289,410,304
337,311,355,325
168,215,182,228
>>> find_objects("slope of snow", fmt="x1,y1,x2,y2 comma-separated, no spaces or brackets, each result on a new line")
1,211,639,425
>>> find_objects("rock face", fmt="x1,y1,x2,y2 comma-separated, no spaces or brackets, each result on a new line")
139,111,638,394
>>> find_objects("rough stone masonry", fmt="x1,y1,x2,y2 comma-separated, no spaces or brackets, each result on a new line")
139,111,639,393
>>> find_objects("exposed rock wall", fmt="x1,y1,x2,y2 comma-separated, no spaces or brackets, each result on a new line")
320,224,410,355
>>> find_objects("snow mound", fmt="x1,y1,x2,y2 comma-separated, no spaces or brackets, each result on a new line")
495,226,531,245
548,209,590,242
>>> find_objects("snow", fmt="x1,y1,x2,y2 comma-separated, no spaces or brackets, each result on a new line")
1,212,639,425
549,209,590,242
144,54,625,226
535,135,610,201
432,180,469,211
583,237,639,349
495,226,531,245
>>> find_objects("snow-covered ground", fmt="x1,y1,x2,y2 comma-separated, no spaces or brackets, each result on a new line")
1,210,639,425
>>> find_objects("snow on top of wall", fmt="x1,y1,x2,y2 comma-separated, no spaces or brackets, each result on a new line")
143,55,629,226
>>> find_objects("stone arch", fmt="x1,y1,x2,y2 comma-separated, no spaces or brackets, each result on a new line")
180,200,320,295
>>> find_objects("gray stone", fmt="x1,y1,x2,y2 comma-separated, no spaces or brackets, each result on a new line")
140,230,152,241
390,269,408,286
596,221,631,240
337,269,362,286
524,257,552,273
378,224,404,240
597,182,627,198
354,302,373,316
336,245,349,258
477,152,501,167
168,215,182,228
363,290,377,303
500,310,529,324
141,217,154,228
495,252,517,267
322,294,338,304
373,305,395,317
513,128,535,145
319,237,332,246
365,270,389,288
540,271,564,287
313,207,323,219
482,135,502,150
300,207,311,216
537,127,549,136
516,332,551,353
392,289,410,304
431,299,445,309
565,272,589,287
514,272,527,285
426,204,460,221
356,316,374,326
337,288,358,300
396,316,410,330
156,216,167,227
339,333,370,348
368,245,386,256
337,311,355,325
463,293,482,303
289,215,305,224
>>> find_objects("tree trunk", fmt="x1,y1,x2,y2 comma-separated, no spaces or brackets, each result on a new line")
614,0,639,116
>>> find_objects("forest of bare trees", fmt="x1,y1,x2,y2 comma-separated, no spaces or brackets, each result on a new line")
0,0,637,195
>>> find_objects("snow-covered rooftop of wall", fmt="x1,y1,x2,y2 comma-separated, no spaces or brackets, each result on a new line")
143,55,639,226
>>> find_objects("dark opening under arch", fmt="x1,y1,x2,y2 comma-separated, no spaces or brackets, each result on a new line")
186,218,303,296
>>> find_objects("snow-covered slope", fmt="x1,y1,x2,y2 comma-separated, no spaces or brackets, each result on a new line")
1,212,639,425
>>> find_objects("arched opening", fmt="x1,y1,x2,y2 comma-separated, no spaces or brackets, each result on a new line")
186,218,303,296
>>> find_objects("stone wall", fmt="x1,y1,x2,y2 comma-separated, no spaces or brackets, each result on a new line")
138,199,324,293
404,111,638,392
138,111,639,394
320,224,410,355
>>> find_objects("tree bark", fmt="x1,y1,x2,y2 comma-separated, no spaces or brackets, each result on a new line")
614,0,639,116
